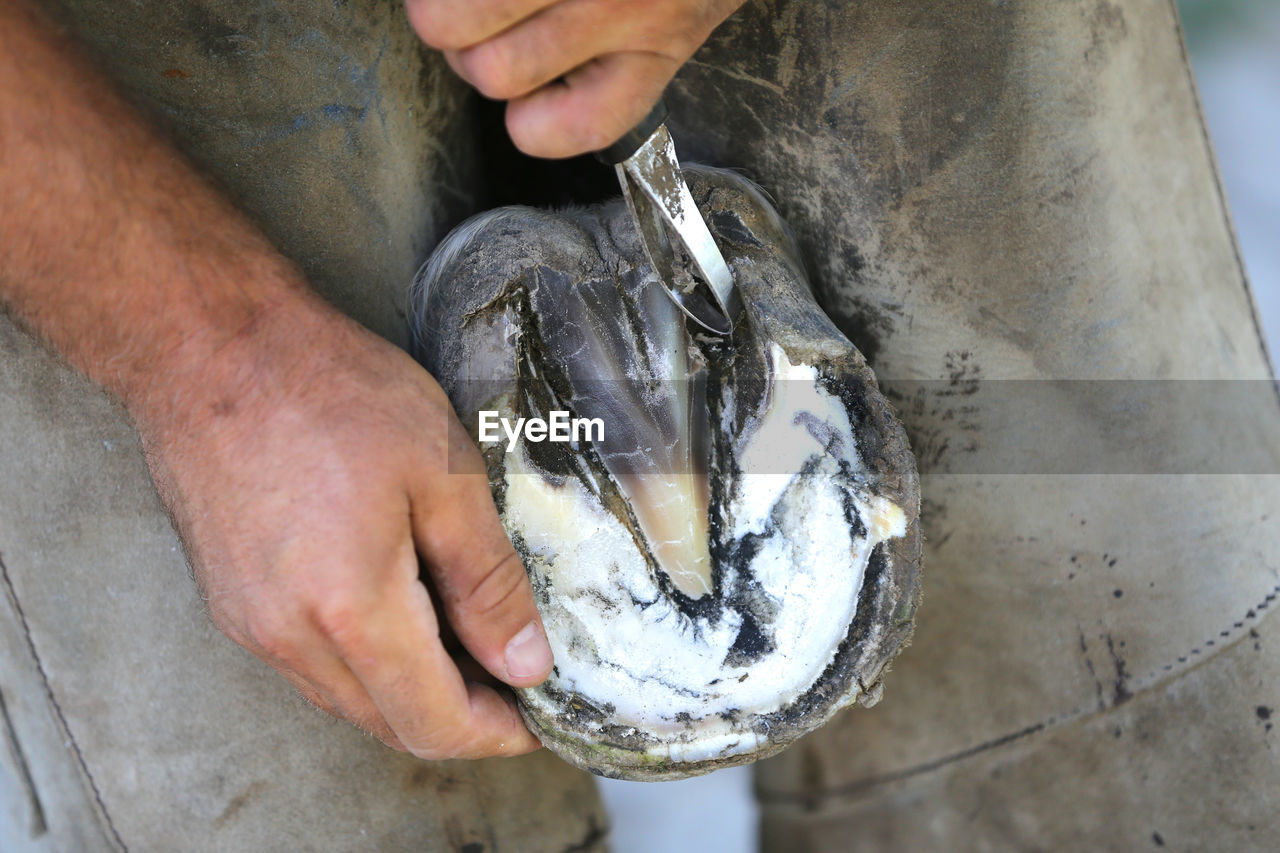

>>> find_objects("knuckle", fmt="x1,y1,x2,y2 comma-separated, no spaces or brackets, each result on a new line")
311,595,372,649
242,610,297,661
458,42,524,100
458,550,529,619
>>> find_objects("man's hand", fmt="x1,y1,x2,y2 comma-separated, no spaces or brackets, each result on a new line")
405,0,748,158
136,305,553,758
1,0,551,759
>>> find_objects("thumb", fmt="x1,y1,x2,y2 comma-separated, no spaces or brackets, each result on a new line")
412,421,554,689
504,52,676,159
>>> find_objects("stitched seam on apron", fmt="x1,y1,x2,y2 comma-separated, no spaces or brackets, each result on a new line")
0,552,127,852
759,582,1280,808
0,682,48,838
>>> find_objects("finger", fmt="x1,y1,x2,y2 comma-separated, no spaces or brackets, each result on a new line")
421,562,464,654
223,610,408,751
274,661,409,753
328,540,542,758
446,0,684,102
451,648,501,686
409,413,554,688
505,52,678,158
404,0,555,51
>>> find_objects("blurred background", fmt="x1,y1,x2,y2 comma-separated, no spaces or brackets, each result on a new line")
599,2,1280,850
1179,0,1280,372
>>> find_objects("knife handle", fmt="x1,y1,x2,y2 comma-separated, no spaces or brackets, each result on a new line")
595,99,670,165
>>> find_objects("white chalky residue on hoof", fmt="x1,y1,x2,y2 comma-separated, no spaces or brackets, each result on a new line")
730,344,862,538
505,346,908,753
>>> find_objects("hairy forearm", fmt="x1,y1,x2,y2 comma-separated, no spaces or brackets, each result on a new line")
0,0,571,761
0,0,326,426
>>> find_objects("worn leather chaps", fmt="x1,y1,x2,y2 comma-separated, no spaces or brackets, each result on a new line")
2,1,1276,850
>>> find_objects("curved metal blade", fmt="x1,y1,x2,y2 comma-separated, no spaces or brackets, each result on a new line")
616,125,738,336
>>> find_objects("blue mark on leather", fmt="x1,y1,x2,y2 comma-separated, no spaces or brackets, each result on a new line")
322,103,366,122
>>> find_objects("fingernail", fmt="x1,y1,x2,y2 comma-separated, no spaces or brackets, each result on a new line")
505,621,553,681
